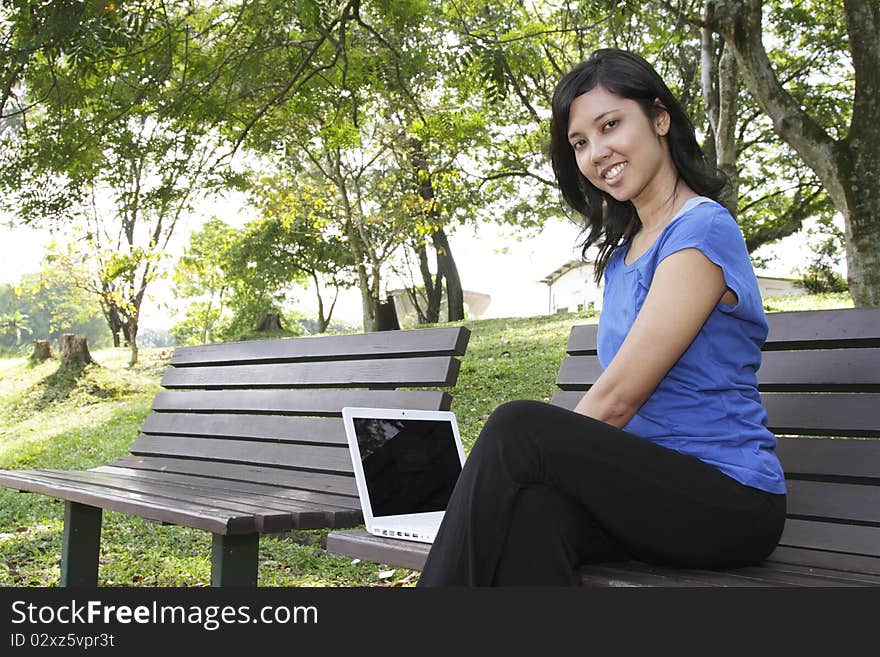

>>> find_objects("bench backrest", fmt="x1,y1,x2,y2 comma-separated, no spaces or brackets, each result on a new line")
111,327,470,525
551,307,880,576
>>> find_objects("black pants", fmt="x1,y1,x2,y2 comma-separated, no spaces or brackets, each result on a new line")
417,400,786,586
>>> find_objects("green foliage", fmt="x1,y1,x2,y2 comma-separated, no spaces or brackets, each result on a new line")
763,291,852,313
0,310,31,346
0,270,110,350
796,216,849,294
170,301,224,346
171,217,237,344
1,0,871,330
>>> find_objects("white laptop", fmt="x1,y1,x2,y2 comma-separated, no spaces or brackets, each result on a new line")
341,407,466,543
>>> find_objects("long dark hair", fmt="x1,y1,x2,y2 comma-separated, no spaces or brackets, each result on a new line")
549,48,727,283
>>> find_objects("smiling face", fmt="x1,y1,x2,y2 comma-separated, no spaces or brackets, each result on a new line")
566,85,675,212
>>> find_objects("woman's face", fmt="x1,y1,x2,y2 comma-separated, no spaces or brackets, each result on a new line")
566,85,672,208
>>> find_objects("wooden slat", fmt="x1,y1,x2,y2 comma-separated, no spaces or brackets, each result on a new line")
326,528,431,572
53,468,350,530
161,356,461,390
32,469,297,532
0,470,254,534
93,465,362,524
745,560,880,585
141,413,348,445
555,351,880,392
779,518,880,557
564,308,880,356
764,394,880,437
763,308,880,350
536,411,880,478
129,434,353,474
555,355,602,389
768,545,880,577
759,349,880,390
581,562,777,587
578,564,714,587
150,389,452,414
579,561,873,587
777,436,880,479
553,388,880,438
786,479,880,524
109,455,359,498
171,326,470,366
324,529,880,585
551,390,581,410
565,323,599,356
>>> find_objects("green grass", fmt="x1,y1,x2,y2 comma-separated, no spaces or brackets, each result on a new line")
0,293,854,586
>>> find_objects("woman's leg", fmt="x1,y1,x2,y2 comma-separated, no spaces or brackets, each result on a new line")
417,400,785,587
491,484,626,586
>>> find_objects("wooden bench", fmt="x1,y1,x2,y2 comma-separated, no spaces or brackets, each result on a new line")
327,307,880,586
0,326,470,586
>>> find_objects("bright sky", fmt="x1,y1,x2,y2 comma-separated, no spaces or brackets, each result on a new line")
0,200,824,332
0,208,584,327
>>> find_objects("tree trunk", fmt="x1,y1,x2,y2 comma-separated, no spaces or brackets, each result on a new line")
106,305,123,348
343,215,378,333
125,318,139,366
710,0,880,305
701,1,740,217
409,137,466,322
59,334,94,369
310,271,338,333
255,313,284,332
30,339,52,362
416,241,440,324
433,228,465,321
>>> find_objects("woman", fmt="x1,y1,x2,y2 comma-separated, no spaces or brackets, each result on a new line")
416,48,786,587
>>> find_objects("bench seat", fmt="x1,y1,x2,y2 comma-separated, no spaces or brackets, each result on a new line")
326,529,880,587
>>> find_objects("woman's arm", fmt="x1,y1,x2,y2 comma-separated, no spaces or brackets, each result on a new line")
574,248,732,427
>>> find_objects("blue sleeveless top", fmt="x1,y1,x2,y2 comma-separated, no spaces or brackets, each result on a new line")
597,197,786,494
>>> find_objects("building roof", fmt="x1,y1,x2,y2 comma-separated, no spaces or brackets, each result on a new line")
539,259,590,286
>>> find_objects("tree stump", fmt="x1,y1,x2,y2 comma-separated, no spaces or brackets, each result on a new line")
255,313,284,332
30,339,53,362
59,334,94,368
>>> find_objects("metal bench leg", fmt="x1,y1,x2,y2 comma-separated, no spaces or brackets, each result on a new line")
211,533,259,587
60,502,102,587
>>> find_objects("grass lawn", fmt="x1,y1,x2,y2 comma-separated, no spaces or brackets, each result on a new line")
0,292,853,587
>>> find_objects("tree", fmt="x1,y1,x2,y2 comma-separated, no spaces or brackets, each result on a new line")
702,0,878,305
172,217,237,344
1,2,242,363
0,269,108,349
797,215,849,294
34,117,232,365
447,0,840,267
246,175,357,333
0,310,31,346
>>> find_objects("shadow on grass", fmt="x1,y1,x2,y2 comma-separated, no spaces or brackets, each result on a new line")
0,391,149,474
36,362,92,407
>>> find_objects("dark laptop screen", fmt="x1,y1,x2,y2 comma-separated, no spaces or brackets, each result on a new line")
353,417,462,518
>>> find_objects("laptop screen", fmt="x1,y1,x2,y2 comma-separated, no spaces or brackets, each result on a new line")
352,417,462,518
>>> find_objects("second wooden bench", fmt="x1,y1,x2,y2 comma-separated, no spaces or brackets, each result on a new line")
0,326,470,586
